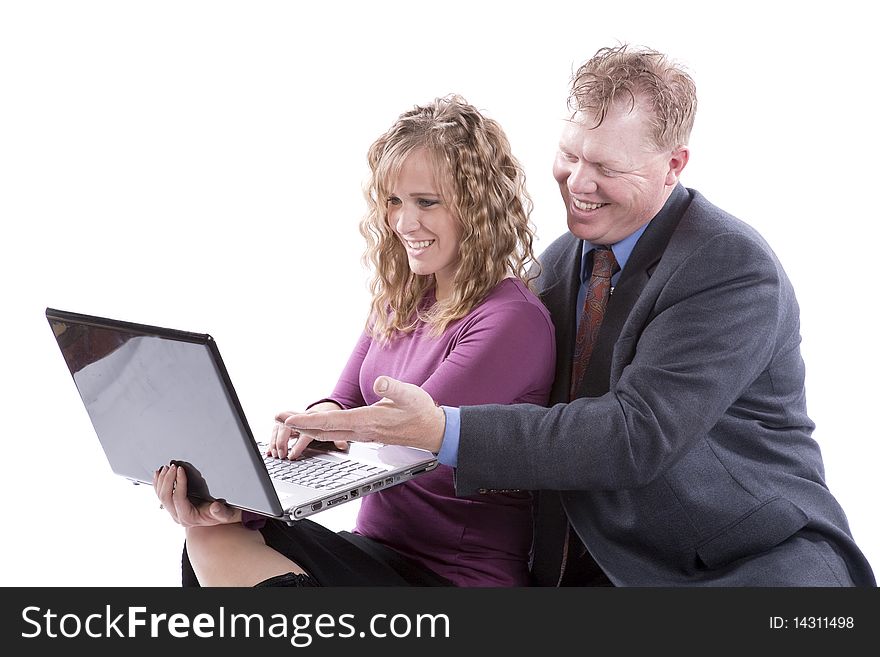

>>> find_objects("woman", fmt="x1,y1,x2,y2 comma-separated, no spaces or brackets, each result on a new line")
155,95,555,586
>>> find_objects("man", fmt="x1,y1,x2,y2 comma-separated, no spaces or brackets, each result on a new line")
284,45,876,586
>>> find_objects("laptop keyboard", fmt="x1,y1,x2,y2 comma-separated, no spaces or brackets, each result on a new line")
264,454,386,490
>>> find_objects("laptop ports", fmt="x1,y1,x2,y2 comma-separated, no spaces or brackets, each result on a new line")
326,494,349,507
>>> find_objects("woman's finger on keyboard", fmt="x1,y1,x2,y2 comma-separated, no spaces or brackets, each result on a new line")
288,433,315,460
269,421,292,458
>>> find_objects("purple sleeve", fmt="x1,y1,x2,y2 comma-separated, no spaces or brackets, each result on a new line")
422,300,555,407
319,331,371,410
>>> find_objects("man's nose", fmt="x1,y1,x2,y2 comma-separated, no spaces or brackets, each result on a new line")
568,163,599,195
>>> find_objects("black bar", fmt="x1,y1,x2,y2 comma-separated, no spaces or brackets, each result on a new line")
4,587,877,655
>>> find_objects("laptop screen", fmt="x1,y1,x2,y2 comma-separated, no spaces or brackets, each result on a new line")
47,309,282,515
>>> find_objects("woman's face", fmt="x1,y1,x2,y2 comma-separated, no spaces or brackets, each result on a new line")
386,148,461,300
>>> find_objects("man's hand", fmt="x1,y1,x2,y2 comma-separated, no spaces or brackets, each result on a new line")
282,376,447,453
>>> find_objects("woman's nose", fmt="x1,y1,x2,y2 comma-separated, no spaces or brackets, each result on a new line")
394,205,420,233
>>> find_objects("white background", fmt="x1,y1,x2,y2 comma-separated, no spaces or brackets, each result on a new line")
1,1,876,586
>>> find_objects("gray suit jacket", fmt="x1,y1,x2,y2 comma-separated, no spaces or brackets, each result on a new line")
456,186,876,586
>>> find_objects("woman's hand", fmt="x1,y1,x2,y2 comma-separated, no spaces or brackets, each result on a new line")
271,401,347,460
153,463,241,527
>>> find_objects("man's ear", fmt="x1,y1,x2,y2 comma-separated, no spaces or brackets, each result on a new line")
665,146,689,186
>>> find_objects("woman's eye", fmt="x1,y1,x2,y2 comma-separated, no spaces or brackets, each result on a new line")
417,199,439,208
386,196,401,206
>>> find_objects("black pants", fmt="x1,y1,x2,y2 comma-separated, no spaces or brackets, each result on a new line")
182,518,454,587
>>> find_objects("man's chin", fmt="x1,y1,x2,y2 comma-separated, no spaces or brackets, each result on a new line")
567,218,605,243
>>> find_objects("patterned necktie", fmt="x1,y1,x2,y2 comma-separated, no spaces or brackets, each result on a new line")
570,246,619,399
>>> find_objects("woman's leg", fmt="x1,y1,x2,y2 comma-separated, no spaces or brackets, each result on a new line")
184,523,308,587
181,518,453,587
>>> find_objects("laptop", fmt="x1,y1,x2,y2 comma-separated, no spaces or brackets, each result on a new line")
45,307,439,524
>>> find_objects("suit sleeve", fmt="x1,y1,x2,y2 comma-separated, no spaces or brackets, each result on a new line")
456,232,790,493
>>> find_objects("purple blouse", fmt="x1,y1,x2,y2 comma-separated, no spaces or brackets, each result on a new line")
327,278,555,586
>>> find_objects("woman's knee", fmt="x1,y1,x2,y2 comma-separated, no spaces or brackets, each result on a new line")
185,524,258,565
184,523,307,587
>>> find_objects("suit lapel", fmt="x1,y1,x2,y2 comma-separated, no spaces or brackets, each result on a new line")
537,237,582,405
577,185,692,398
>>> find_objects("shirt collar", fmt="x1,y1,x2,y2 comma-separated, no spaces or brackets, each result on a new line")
578,184,687,282
580,224,647,283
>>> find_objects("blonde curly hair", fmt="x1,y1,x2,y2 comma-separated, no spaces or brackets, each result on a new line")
361,95,538,342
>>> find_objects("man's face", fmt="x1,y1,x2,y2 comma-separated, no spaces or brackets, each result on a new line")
552,100,688,245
